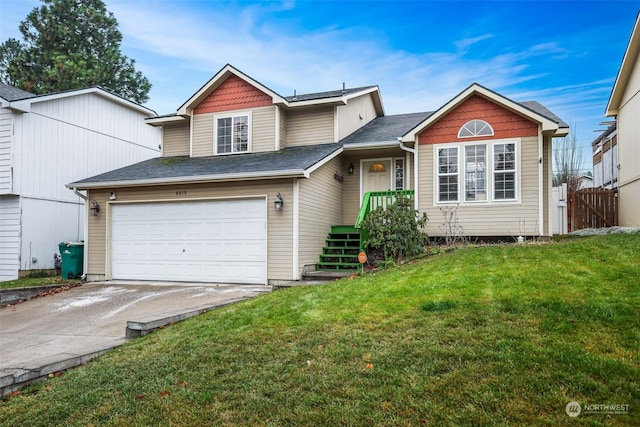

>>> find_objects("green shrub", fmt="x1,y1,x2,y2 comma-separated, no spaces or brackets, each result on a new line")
361,195,428,264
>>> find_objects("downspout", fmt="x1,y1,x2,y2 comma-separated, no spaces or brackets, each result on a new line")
71,187,89,279
72,187,87,200
398,138,418,210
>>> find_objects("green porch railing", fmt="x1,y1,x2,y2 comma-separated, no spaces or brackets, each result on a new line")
354,190,415,250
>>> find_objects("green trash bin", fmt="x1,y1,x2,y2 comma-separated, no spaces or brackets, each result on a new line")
59,242,84,279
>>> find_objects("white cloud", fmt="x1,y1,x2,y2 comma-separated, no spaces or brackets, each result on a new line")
103,0,616,162
107,0,562,117
454,34,494,52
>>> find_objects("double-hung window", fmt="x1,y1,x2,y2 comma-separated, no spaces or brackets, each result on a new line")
493,143,516,200
437,147,459,202
464,145,487,201
436,140,518,204
216,114,249,154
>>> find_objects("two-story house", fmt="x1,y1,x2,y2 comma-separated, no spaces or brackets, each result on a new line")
0,83,161,281
68,64,568,285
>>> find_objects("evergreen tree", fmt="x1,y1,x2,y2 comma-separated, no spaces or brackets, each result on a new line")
0,0,151,104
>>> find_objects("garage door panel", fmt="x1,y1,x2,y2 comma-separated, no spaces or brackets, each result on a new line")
111,199,266,284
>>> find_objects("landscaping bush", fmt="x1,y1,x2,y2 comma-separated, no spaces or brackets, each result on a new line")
361,194,428,264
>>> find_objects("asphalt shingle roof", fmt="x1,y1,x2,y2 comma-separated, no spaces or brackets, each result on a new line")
0,82,36,101
70,143,342,187
519,101,569,128
284,86,378,103
340,112,433,145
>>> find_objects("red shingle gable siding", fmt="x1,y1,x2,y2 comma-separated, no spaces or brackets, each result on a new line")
418,95,538,144
193,75,273,114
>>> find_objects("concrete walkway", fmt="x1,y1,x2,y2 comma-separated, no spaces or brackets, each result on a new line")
0,281,270,396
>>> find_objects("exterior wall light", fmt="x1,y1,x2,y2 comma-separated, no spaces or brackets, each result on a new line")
348,163,354,174
274,193,284,211
90,200,100,216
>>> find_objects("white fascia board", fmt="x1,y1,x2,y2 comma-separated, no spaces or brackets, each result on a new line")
401,84,559,142
8,87,157,116
67,169,307,190
342,141,400,151
278,87,381,111
177,64,285,116
278,98,348,109
6,100,30,113
145,115,188,126
553,127,570,137
304,147,344,175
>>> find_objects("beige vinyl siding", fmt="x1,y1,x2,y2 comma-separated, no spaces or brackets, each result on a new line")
285,107,334,147
341,156,361,225
340,151,415,226
418,136,541,236
279,106,287,149
86,179,293,281
617,59,640,225
298,157,344,275
192,107,276,157
252,106,276,153
337,93,378,140
191,113,214,157
162,123,190,157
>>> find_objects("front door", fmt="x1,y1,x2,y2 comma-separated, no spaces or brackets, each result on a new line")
362,160,392,195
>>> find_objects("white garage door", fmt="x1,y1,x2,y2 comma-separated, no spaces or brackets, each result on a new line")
111,199,266,284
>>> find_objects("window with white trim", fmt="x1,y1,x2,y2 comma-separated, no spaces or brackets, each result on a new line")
493,142,516,200
464,145,487,201
435,140,518,204
458,120,494,138
437,147,459,202
216,114,249,154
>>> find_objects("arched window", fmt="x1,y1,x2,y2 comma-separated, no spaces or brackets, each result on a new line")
458,120,494,138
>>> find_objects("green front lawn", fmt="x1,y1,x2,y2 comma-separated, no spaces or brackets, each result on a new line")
1,235,638,426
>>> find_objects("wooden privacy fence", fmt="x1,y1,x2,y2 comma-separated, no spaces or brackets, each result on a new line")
569,188,618,231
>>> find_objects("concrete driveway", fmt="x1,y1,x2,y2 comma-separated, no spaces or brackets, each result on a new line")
0,281,270,395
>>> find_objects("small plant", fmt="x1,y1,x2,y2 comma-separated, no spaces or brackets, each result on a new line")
439,205,466,246
361,195,428,264
376,258,397,269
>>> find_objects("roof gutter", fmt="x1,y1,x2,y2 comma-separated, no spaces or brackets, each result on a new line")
342,141,401,151
67,169,308,190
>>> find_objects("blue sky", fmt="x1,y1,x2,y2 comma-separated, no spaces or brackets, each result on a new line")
1,0,639,173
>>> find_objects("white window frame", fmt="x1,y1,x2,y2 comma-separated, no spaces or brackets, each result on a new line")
214,112,252,155
433,138,520,205
458,120,494,138
436,145,460,203
464,144,488,202
492,141,518,201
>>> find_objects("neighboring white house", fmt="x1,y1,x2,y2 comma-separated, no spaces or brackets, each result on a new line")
0,83,160,281
592,123,618,190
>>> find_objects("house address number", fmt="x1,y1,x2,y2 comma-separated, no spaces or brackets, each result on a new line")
176,190,187,196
